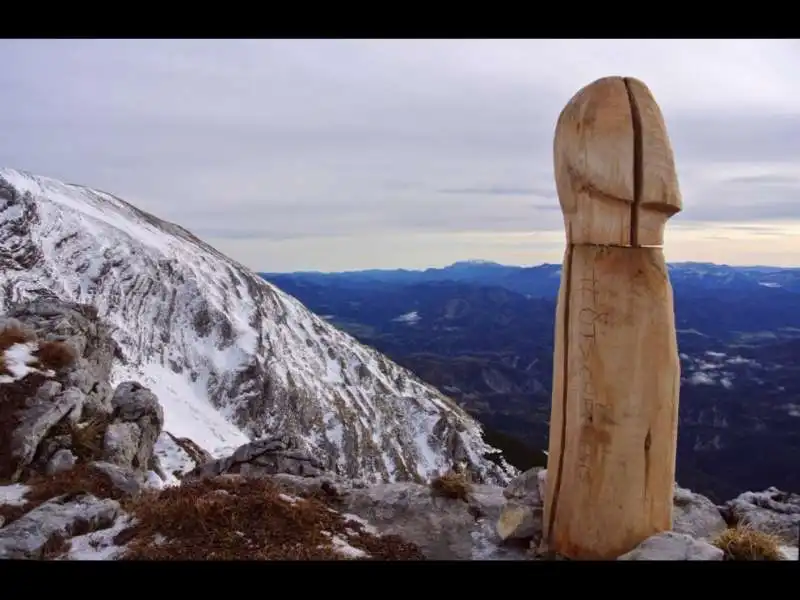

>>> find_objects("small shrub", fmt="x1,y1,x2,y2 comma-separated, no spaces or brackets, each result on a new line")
32,340,76,372
70,416,110,462
430,471,472,502
0,464,120,528
25,464,122,505
0,325,31,351
713,526,785,561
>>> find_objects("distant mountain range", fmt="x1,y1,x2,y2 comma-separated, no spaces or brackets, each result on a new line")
266,259,800,296
261,260,800,501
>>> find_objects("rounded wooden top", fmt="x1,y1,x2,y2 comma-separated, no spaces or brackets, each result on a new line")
553,76,682,247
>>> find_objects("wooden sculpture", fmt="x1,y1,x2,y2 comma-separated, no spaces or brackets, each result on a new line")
542,76,683,560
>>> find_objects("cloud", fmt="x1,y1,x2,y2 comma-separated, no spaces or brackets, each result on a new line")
1,39,799,270
437,185,557,198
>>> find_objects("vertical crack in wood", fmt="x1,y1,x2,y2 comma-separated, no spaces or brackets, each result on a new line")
623,78,643,248
644,428,652,500
546,236,573,549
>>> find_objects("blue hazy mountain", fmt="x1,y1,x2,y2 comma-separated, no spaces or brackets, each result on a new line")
261,261,800,501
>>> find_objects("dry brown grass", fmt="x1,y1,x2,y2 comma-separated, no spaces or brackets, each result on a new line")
713,526,786,561
430,471,472,502
0,463,121,529
3,465,114,560
44,412,112,467
0,325,33,376
23,463,124,505
68,416,110,462
0,325,75,378
118,476,425,560
32,340,76,372
40,532,72,559
0,500,29,527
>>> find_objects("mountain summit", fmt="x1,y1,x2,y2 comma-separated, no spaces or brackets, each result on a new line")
0,167,514,485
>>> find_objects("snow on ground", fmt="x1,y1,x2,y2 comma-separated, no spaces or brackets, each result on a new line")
688,371,716,386
0,342,54,384
67,515,134,560
392,311,420,325
153,432,203,482
0,484,30,507
113,362,249,459
780,545,799,560
320,530,369,558
342,513,379,536
0,167,513,486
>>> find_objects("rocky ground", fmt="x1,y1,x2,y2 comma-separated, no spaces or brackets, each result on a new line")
1,299,798,560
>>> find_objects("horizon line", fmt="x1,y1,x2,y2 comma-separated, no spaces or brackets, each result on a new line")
259,259,800,275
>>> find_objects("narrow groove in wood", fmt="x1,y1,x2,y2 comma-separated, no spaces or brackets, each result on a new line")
546,238,573,548
644,428,652,500
623,78,643,248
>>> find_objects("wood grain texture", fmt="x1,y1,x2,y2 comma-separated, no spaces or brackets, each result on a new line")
544,76,682,559
553,77,682,247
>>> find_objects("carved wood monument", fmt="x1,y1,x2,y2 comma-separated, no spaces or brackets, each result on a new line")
542,76,683,559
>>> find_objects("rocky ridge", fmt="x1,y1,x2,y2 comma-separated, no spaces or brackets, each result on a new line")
0,167,514,486
1,300,797,560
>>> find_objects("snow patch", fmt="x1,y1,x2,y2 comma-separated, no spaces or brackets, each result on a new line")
780,545,799,560
342,513,379,536
67,515,134,560
0,167,514,486
0,342,54,383
153,432,203,482
0,483,30,506
688,371,715,386
320,530,369,558
114,363,249,459
392,311,420,325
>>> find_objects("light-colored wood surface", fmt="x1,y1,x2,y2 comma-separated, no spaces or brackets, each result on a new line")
544,76,683,559
553,77,682,247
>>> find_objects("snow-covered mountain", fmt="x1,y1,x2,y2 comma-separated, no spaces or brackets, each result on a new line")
0,167,514,485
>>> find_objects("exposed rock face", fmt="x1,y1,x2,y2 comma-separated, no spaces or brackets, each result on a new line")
186,435,327,480
497,466,546,543
184,439,528,560
0,298,506,561
0,300,164,484
1,299,796,561
331,482,523,560
618,532,724,561
672,484,728,540
0,167,515,485
0,493,121,559
721,488,800,544
488,467,798,561
104,382,164,472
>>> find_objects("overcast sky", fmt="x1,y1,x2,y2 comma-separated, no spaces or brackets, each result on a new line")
2,39,799,272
